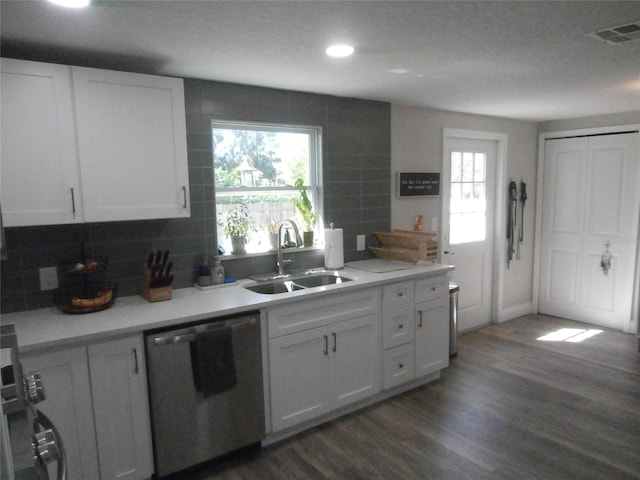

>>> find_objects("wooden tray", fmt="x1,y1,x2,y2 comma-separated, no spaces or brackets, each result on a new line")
372,230,438,262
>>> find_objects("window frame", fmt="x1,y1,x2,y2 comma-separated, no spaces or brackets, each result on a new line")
212,120,323,256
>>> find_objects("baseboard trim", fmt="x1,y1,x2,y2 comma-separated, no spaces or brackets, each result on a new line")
497,302,534,323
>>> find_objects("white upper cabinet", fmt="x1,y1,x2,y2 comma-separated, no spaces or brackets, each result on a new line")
0,59,190,226
1,59,82,226
72,66,190,222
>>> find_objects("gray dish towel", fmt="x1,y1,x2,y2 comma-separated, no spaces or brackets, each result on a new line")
190,326,237,398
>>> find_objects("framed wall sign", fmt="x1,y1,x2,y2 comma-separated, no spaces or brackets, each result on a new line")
396,172,440,197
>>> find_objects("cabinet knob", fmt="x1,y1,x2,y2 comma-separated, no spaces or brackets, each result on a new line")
24,372,45,405
398,363,404,369
398,323,403,329
33,429,60,465
397,292,404,297
431,286,436,291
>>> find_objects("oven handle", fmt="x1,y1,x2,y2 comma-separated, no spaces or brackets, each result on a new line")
34,409,67,480
152,318,256,346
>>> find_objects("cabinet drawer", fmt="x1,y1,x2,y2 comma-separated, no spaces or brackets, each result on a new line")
415,276,448,303
382,304,415,349
382,344,414,389
382,281,414,308
267,288,380,338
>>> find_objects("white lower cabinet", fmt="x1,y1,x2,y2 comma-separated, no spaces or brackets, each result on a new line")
22,335,153,480
267,290,381,432
415,297,449,377
381,275,449,389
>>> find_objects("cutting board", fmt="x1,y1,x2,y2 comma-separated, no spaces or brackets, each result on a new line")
345,259,416,273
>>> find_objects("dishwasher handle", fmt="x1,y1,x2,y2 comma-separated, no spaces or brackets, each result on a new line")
154,333,195,346
152,317,256,346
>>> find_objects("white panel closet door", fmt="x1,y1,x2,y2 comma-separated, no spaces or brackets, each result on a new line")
539,132,639,332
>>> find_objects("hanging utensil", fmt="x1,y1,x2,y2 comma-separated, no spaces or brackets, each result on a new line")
516,181,527,260
507,181,518,268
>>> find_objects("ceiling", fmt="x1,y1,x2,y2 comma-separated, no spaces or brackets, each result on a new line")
2,0,639,122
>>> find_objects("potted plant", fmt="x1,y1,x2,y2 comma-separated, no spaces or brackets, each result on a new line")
291,178,317,247
218,203,253,254
265,218,279,250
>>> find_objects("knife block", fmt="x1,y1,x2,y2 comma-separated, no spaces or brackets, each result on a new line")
140,266,172,302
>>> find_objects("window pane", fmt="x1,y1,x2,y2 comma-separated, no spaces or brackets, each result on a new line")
451,152,462,182
449,149,487,245
450,212,486,244
462,183,473,200
473,183,484,199
462,152,474,181
213,122,321,255
474,154,486,181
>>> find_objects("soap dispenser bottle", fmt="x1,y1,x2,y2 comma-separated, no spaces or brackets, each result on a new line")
213,256,225,285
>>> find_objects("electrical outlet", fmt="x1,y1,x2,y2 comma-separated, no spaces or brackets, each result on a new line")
357,234,365,251
39,266,59,291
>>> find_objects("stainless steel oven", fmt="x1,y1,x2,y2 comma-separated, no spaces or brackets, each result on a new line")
1,324,67,480
144,311,264,478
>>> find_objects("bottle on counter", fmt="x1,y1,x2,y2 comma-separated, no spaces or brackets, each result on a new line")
213,256,225,285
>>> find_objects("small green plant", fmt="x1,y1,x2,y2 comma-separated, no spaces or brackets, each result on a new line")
219,203,253,238
291,178,317,232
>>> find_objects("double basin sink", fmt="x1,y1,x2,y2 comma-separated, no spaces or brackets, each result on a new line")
244,270,352,295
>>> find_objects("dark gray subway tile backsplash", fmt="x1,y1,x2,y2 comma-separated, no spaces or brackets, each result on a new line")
1,78,390,313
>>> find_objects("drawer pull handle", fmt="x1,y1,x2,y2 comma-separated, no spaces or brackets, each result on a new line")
70,188,76,214
418,310,423,328
133,348,139,375
182,186,188,209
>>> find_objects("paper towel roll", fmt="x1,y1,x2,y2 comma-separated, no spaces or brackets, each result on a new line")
324,228,344,269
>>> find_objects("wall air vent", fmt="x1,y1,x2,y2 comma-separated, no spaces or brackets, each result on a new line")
588,20,640,45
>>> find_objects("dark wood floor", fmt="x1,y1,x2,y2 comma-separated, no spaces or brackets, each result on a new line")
186,314,640,480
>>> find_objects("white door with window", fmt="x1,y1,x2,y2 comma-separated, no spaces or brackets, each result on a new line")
538,132,639,332
442,136,497,331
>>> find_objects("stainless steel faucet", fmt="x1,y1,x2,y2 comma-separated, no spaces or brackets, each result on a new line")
277,219,302,275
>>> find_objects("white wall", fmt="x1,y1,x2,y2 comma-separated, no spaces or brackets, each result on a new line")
391,104,538,322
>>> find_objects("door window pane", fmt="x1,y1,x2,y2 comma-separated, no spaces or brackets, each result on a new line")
449,151,487,244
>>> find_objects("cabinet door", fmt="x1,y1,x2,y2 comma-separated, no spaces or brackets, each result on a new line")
72,66,190,222
1,59,81,226
22,347,100,480
88,335,153,480
269,328,331,431
415,297,449,377
331,314,380,409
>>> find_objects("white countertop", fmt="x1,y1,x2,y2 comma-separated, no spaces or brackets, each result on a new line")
2,262,453,353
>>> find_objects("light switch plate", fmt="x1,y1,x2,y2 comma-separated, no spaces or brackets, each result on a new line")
357,234,365,251
39,266,59,291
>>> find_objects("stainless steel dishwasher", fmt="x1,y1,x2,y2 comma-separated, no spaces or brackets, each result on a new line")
144,311,264,478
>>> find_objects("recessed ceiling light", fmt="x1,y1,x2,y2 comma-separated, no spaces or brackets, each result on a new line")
326,44,354,58
48,0,90,8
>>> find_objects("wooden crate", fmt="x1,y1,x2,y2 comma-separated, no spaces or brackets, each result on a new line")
371,230,438,263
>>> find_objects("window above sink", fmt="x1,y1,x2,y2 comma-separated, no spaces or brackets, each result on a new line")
212,120,323,256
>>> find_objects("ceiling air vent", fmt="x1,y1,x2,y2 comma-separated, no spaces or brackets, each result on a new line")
588,20,640,45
